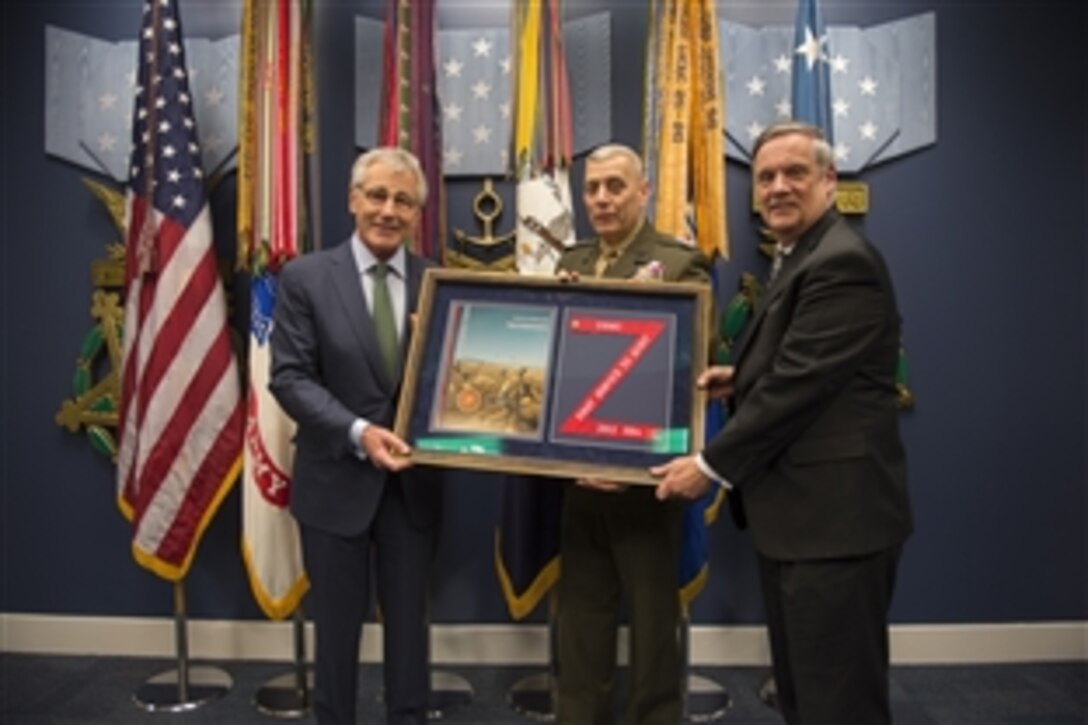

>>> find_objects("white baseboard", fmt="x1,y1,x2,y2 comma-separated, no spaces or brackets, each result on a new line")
1,614,1084,665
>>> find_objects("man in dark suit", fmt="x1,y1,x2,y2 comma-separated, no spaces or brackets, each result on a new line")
555,143,710,725
653,122,913,725
270,147,442,724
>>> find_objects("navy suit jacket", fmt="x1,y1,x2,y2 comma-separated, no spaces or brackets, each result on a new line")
269,238,442,537
703,210,912,561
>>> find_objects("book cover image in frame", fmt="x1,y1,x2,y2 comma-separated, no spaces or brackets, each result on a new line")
394,269,710,485
431,301,557,440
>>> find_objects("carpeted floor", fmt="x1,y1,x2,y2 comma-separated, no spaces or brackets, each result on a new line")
1,654,1085,723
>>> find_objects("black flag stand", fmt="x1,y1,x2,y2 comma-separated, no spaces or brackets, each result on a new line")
132,581,232,712
253,606,312,717
680,609,732,722
427,668,475,719
506,592,558,721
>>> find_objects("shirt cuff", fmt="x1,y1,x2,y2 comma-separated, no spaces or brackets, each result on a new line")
695,453,732,490
350,419,370,460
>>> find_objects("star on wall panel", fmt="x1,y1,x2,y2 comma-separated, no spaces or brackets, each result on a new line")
354,13,612,177
44,25,239,183
719,21,784,161
185,36,240,177
46,26,129,180
720,12,935,174
438,27,511,176
866,12,935,166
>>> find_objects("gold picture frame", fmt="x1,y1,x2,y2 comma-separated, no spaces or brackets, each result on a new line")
394,269,711,485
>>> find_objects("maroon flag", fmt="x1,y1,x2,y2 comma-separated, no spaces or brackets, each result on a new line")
116,0,244,580
379,0,443,261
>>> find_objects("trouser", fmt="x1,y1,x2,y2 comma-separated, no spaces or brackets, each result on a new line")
557,485,684,725
301,479,436,724
758,546,902,725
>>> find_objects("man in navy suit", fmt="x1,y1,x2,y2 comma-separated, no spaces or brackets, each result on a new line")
271,147,443,724
653,122,913,724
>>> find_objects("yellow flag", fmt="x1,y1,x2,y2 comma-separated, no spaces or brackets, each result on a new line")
691,0,728,259
648,0,728,258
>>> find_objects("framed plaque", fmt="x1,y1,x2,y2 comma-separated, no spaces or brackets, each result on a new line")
394,269,711,485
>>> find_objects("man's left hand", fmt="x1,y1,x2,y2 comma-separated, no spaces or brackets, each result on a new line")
651,456,712,501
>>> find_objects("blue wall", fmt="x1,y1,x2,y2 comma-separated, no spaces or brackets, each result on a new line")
1,0,1084,627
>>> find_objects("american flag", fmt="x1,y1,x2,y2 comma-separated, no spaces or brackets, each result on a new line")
116,0,244,581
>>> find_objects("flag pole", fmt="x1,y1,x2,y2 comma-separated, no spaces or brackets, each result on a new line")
293,604,308,698
132,581,232,712
679,606,731,722
253,605,313,717
175,581,189,704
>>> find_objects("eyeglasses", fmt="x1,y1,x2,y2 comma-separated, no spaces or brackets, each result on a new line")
356,185,419,212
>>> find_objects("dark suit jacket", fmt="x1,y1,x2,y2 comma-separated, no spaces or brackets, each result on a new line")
269,238,442,537
702,210,912,561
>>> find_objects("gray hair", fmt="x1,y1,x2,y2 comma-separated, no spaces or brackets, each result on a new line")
350,147,428,205
586,143,645,178
752,122,834,170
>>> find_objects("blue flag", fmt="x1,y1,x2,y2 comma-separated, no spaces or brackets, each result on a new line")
678,264,734,607
678,402,726,608
496,474,563,620
791,0,834,141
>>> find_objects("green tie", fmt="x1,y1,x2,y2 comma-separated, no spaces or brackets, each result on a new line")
370,262,399,377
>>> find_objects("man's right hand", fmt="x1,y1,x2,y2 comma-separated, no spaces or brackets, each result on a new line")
575,477,627,493
698,365,736,400
361,425,412,472
650,456,712,501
